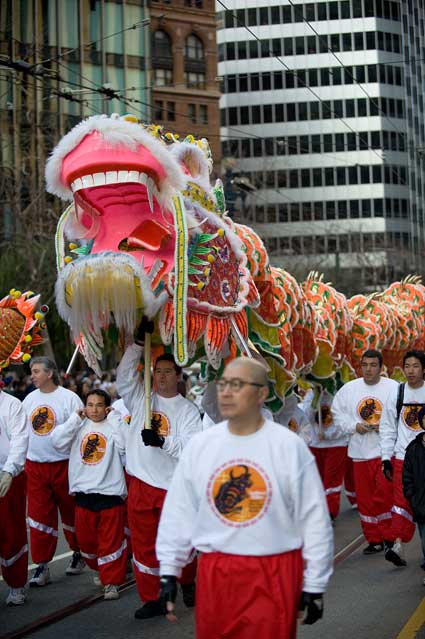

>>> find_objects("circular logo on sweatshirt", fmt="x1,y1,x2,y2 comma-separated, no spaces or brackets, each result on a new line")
357,397,383,425
150,412,170,436
315,405,333,428
402,405,423,432
80,432,107,465
31,406,56,436
288,418,298,433
208,459,272,527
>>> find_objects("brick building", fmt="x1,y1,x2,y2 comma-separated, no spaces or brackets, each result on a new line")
150,0,221,166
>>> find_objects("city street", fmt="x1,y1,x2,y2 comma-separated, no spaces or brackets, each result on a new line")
2,499,425,639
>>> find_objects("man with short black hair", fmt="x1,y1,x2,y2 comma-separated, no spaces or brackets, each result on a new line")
380,349,425,566
51,389,127,601
116,324,202,619
332,349,398,555
23,357,84,586
157,357,333,638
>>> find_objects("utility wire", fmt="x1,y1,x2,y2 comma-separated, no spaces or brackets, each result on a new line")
216,0,408,186
34,19,150,67
285,0,406,141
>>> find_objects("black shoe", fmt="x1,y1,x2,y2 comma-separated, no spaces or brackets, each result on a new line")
134,600,167,619
363,543,384,555
181,582,196,608
384,540,407,567
421,559,425,571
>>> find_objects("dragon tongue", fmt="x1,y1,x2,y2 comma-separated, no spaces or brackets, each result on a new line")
126,219,171,251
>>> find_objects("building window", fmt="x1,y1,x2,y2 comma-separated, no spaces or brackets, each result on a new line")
152,30,173,86
152,30,172,60
199,104,208,124
153,68,172,86
166,102,175,121
154,100,163,120
188,103,196,124
185,34,205,89
185,34,204,60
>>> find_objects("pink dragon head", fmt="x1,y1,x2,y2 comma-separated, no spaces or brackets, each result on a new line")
46,115,259,372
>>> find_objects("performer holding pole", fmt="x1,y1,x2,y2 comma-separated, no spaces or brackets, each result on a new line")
116,317,202,620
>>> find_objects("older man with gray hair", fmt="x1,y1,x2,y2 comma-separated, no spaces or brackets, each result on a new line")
23,357,83,586
157,357,333,639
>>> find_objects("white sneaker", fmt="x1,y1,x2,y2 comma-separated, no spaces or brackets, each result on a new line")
6,587,26,606
93,575,101,586
29,564,51,587
103,584,119,600
65,551,85,575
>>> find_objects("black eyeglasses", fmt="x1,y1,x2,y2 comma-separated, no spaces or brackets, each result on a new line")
216,378,265,392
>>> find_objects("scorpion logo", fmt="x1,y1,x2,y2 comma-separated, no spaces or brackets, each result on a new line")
403,406,421,429
359,399,377,422
151,414,162,434
32,407,50,431
214,465,253,516
82,433,100,461
315,405,333,427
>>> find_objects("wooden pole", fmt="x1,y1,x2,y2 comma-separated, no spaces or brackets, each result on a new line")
144,333,152,429
64,345,80,378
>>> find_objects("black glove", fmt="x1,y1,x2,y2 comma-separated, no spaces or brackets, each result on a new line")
142,428,164,448
135,316,154,344
298,592,323,625
382,459,393,481
159,575,177,606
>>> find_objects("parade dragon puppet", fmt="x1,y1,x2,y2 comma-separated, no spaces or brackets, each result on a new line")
46,114,425,412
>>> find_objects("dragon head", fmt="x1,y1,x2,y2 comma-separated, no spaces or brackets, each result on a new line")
47,115,259,371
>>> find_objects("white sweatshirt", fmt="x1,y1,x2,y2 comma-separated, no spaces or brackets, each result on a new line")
380,382,425,461
23,387,83,462
275,396,312,445
0,391,28,476
332,377,399,460
157,420,334,593
116,344,202,490
303,390,348,448
203,406,273,430
112,398,131,424
50,411,127,497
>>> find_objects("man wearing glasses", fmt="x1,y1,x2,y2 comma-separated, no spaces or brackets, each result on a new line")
157,357,333,638
116,321,202,620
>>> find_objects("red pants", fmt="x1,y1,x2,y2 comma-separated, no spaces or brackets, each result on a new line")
75,504,127,586
310,446,348,519
196,550,303,639
344,458,357,506
26,459,78,564
128,477,197,602
0,472,28,588
353,458,393,543
389,458,415,543
124,471,132,558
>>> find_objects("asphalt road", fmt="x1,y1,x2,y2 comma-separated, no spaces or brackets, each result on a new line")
1,501,425,639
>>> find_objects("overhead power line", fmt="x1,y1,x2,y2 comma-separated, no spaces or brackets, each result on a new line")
216,0,407,187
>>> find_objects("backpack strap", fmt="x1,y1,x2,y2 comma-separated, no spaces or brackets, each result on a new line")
396,383,405,421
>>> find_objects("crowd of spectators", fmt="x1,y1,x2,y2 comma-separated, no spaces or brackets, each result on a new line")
2,370,119,402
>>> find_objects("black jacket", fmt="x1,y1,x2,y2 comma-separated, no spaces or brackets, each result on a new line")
402,433,425,523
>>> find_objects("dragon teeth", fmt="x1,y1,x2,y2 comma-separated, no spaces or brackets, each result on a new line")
146,177,154,212
93,172,106,186
149,259,164,281
70,171,159,205
105,171,118,184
